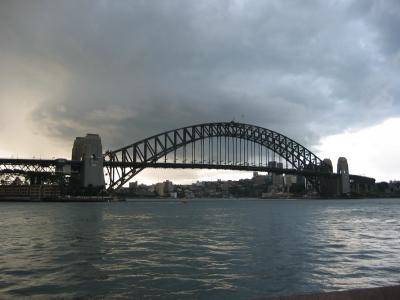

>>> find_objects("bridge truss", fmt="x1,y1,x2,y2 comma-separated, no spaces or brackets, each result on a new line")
0,159,79,185
104,122,326,190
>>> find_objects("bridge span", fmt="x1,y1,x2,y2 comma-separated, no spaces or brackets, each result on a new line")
0,121,375,195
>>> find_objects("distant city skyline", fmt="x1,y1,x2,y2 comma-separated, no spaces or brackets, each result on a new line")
1,1,399,183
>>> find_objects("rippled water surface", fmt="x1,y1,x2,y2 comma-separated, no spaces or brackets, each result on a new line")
1,198,400,299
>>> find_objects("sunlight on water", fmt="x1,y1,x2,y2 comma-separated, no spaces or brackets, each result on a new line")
1,199,400,299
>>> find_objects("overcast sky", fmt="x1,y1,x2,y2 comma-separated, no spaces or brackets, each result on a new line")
0,0,399,183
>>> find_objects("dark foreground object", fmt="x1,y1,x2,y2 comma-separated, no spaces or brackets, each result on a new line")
257,285,400,300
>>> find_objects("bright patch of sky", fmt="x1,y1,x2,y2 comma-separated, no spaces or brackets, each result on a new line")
316,117,400,182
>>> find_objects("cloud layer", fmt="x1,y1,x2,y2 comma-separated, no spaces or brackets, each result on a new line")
0,0,399,157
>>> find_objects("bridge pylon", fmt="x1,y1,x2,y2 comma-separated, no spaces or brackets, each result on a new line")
71,134,105,189
337,157,350,195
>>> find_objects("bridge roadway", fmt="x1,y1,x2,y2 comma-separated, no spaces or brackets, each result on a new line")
105,161,334,177
0,158,81,167
0,158,375,184
0,158,81,175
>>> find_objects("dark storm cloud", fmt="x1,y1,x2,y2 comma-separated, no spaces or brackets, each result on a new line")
350,0,400,55
0,0,399,151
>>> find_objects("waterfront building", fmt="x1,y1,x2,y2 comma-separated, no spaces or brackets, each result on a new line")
129,181,138,189
283,175,297,192
154,180,174,197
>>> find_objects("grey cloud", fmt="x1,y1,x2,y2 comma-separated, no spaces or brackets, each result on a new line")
0,0,399,152
350,0,400,55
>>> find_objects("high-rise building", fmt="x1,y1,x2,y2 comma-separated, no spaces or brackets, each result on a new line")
154,180,174,197
268,161,283,192
284,175,297,192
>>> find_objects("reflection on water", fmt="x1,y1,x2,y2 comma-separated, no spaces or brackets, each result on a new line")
1,199,400,299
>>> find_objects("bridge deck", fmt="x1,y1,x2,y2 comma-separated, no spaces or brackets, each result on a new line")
0,158,375,183
104,161,335,177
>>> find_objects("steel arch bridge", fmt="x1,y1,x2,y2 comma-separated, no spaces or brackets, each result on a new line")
104,121,326,190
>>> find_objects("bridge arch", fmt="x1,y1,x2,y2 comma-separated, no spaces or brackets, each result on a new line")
104,122,324,190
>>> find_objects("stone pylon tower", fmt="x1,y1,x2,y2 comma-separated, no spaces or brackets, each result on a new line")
322,158,333,173
337,157,350,195
72,134,105,188
320,158,337,195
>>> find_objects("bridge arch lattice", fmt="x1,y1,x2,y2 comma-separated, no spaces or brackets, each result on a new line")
104,122,324,190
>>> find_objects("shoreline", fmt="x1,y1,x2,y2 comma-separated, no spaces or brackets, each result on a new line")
1,195,398,202
0,196,121,202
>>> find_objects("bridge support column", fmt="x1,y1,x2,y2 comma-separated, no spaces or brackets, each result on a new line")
320,158,337,196
72,134,105,189
337,157,350,195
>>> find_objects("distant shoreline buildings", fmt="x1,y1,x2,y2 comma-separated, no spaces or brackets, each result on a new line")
120,172,399,199
1,173,399,201
126,171,305,199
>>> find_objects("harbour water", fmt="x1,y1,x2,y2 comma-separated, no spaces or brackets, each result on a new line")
1,198,400,299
